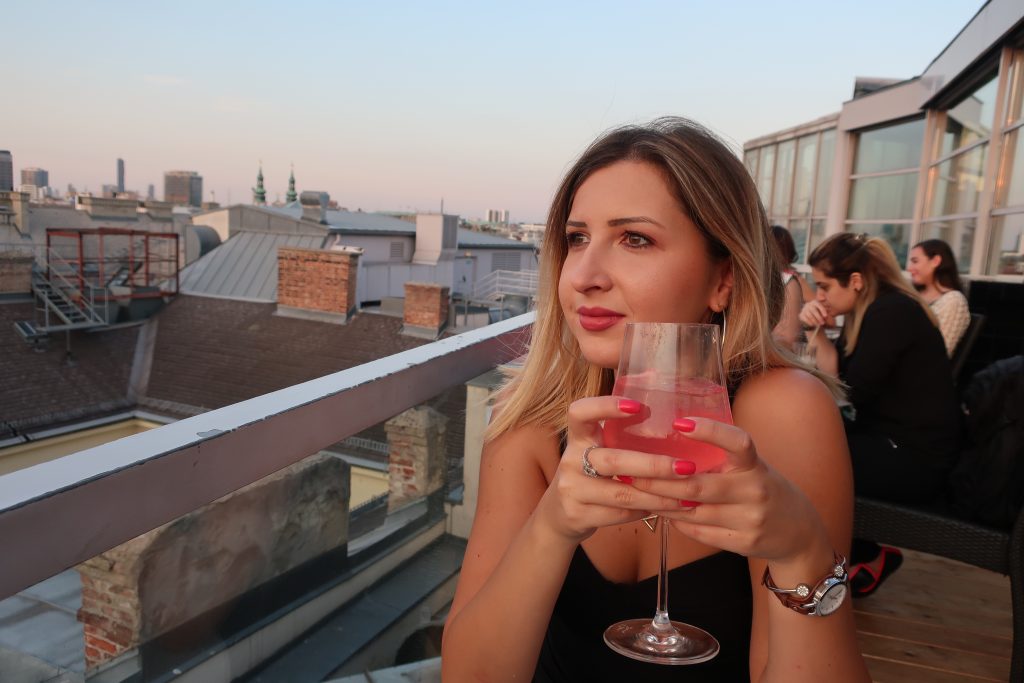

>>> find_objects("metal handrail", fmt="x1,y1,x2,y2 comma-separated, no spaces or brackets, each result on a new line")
0,312,534,599
472,269,539,300
41,247,105,324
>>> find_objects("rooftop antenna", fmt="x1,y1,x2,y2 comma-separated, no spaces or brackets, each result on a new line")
440,197,444,214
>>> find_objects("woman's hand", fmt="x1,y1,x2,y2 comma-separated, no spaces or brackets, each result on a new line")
799,300,830,331
628,417,829,565
536,396,688,544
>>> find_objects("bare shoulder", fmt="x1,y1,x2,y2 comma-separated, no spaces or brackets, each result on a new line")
733,368,851,505
734,367,843,448
482,420,561,484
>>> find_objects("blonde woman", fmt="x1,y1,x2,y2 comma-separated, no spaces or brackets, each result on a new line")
801,233,962,597
442,119,869,682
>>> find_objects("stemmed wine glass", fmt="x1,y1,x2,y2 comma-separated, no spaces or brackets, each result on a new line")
601,322,732,665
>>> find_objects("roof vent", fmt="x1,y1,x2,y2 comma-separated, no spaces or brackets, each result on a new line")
300,191,328,224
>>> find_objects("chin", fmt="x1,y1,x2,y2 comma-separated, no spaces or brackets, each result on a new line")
574,339,621,371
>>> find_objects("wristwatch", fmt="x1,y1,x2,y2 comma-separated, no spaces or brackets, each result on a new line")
762,553,848,616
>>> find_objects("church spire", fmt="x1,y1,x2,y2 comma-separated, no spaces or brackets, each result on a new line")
286,163,297,203
253,162,267,205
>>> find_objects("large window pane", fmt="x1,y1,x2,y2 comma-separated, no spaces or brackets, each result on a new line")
997,127,1024,208
987,213,1024,275
788,219,809,264
814,129,835,215
919,218,975,271
744,148,759,179
809,220,827,258
757,145,776,211
929,143,987,216
854,119,925,174
942,73,999,155
846,222,911,264
792,134,818,217
772,140,796,217
848,173,919,220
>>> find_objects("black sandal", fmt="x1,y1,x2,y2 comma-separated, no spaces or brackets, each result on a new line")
848,546,903,598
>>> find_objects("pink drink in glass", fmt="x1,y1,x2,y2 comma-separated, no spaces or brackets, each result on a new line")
604,374,733,473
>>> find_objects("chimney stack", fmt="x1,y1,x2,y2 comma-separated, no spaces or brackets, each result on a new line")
300,191,328,225
276,245,362,323
402,282,450,339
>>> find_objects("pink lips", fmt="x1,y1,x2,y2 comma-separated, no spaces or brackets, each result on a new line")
577,306,624,331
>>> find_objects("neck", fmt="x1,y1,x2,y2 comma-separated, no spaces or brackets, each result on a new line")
920,281,946,302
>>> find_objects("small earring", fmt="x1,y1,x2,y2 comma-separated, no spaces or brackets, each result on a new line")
720,308,728,347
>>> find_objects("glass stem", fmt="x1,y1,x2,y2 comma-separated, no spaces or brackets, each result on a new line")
652,517,672,630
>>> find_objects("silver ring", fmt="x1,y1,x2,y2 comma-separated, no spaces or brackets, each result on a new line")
582,445,602,478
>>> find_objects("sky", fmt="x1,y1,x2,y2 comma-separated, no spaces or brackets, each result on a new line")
5,1,983,223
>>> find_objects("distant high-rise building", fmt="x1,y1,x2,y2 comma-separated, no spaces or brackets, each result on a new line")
117,158,125,193
164,170,203,207
487,209,510,225
0,151,12,191
147,183,155,200
21,167,48,189
101,184,119,198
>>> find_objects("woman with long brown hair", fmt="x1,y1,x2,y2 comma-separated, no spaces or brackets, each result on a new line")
801,233,962,597
441,119,868,682
907,238,970,356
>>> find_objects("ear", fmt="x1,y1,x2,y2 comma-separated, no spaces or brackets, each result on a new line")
850,272,864,292
709,257,734,312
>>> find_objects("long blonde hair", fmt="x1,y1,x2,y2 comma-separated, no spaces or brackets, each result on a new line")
487,118,832,441
808,233,938,356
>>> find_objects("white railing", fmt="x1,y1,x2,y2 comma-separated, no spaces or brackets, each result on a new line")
472,269,539,301
37,247,106,325
0,312,533,600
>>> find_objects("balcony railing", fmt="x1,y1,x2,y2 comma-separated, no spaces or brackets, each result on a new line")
0,312,533,601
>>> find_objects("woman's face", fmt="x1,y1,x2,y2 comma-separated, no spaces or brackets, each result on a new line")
558,160,730,369
811,267,860,316
906,246,940,286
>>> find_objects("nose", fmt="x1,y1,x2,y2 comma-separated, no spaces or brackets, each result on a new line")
565,242,612,293
816,288,826,303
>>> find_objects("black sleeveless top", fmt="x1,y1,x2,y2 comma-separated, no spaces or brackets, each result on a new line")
534,546,753,682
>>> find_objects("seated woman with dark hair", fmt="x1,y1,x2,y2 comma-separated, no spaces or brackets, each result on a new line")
801,233,962,598
907,239,970,356
769,225,812,349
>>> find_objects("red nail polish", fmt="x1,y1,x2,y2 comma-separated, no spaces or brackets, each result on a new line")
618,399,642,414
673,418,696,432
679,500,701,508
673,460,696,475
618,475,634,484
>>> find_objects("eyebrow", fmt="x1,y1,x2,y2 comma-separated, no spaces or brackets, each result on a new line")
565,216,665,229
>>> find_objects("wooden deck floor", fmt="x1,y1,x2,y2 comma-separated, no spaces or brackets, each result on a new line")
854,548,1013,682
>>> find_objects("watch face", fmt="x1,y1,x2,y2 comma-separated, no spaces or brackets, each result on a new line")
816,581,848,616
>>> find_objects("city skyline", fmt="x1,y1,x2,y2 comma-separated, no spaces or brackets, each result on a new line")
6,1,982,222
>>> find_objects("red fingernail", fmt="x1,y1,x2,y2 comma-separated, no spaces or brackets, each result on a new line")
679,500,701,508
673,418,696,432
673,460,696,475
618,399,642,414
618,475,634,484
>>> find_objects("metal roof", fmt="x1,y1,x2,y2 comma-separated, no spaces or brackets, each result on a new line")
179,231,327,302
259,205,531,249
456,228,533,250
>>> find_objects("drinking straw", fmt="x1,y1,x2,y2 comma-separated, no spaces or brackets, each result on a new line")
809,325,820,344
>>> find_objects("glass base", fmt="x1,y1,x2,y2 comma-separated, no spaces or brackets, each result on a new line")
603,618,720,665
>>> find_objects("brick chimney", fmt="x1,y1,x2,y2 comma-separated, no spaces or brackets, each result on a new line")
277,245,362,323
403,282,450,339
300,191,328,224
0,249,34,294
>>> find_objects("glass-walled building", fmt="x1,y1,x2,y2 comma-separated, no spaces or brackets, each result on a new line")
744,0,1024,278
